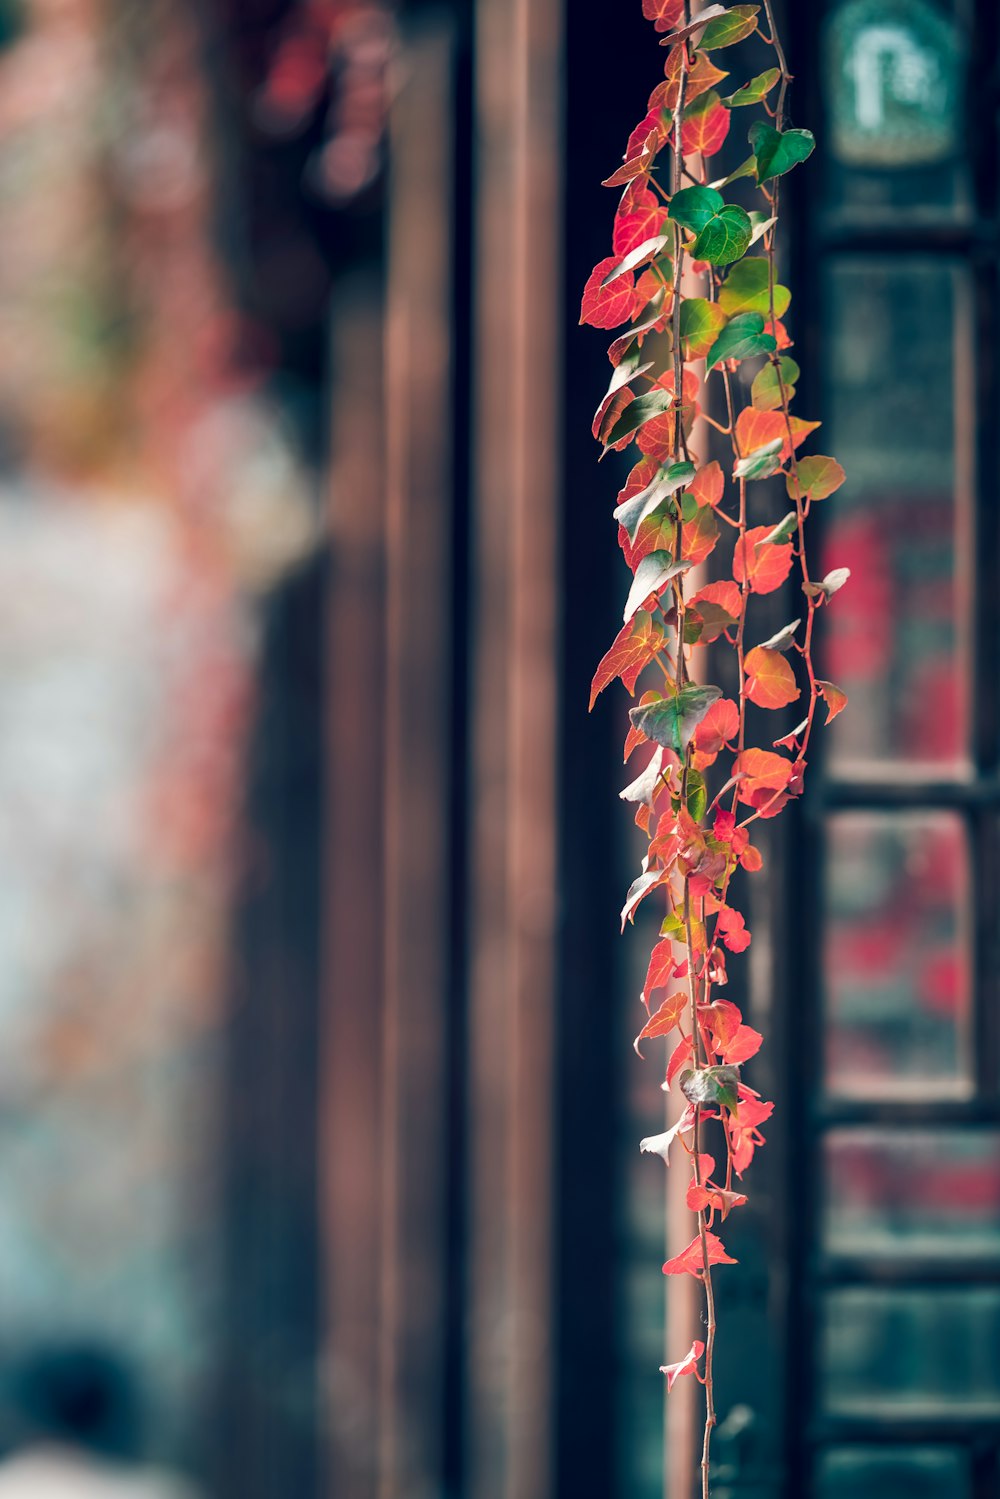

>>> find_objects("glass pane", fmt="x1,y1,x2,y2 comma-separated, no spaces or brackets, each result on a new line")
822,1288,1000,1415
823,1129,1000,1256
823,813,970,1096
817,1446,968,1499
823,0,969,219
821,260,969,771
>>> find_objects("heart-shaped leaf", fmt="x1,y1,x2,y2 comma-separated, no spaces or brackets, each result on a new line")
624,550,692,622
629,683,723,755
718,257,791,317
604,389,675,450
733,436,783,481
693,204,753,266
696,4,759,49
614,460,695,540
679,1064,741,1113
679,297,729,359
786,454,846,501
748,121,816,182
705,311,776,370
723,67,780,107
743,645,800,709
602,233,672,286
751,355,800,411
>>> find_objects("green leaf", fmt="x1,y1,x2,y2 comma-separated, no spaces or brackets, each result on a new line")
604,389,674,450
602,234,672,286
751,355,800,411
660,911,685,940
761,511,798,545
748,121,816,182
679,297,728,359
686,769,707,823
733,437,783,481
747,210,776,247
786,454,846,501
628,683,723,755
614,460,695,541
718,257,791,317
705,311,776,370
668,185,725,235
698,4,760,49
624,551,692,623
758,618,800,653
710,154,757,189
679,1064,741,1113
694,204,753,266
723,67,780,107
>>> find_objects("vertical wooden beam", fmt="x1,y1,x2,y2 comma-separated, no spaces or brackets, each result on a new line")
380,16,456,1499
468,1,563,1496
323,270,388,1499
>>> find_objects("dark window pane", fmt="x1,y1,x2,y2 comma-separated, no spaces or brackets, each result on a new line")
823,1128,1000,1256
822,1288,1000,1415
823,0,969,220
820,260,969,771
816,1445,968,1499
822,813,970,1096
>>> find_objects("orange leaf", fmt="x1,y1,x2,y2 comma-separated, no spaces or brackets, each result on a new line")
580,256,636,329
736,406,819,462
642,939,679,1008
634,991,689,1055
681,90,731,156
642,0,685,31
817,679,848,723
681,504,720,565
666,1033,694,1087
733,524,793,595
656,47,728,111
689,458,724,509
692,697,739,758
662,1231,737,1277
721,1023,763,1065
744,645,800,709
734,747,793,817
589,612,665,709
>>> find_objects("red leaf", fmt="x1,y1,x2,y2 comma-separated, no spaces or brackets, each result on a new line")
744,645,800,708
631,265,673,322
716,905,751,953
681,90,731,157
592,386,636,450
735,406,818,462
689,459,724,509
721,1023,763,1065
580,256,636,329
660,1339,704,1391
635,991,689,1055
662,1231,737,1277
681,504,720,566
740,843,763,873
613,183,668,256
733,524,793,595
642,0,685,31
692,697,739,758
817,678,848,723
665,1032,694,1088
642,938,679,1007
636,368,700,459
687,1181,748,1219
701,997,742,1051
589,611,664,709
734,747,793,817
656,47,728,111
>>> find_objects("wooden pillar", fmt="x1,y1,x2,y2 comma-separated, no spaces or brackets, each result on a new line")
467,1,563,1496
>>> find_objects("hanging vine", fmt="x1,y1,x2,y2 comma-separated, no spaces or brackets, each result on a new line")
582,3,847,1493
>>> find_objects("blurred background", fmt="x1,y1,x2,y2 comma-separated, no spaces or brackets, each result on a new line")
0,1,996,1498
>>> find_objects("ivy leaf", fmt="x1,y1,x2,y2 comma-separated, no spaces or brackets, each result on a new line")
711,153,757,189
592,351,654,445
705,310,776,370
624,550,692,622
694,204,753,266
817,679,849,723
734,524,794,594
614,460,695,541
680,1064,741,1113
718,257,791,317
641,0,685,32
639,1110,692,1162
665,1033,695,1088
668,184,726,234
723,67,780,107
621,863,671,930
733,436,783,481
642,938,680,1008
692,697,739,758
604,388,674,450
681,90,731,157
680,502,720,566
662,1231,737,1277
748,210,777,247
748,120,816,182
686,767,708,822
608,288,668,364
721,1025,763,1065
696,4,760,49
762,510,798,545
634,991,689,1056
659,4,729,45
629,683,723,755
734,747,793,816
602,233,672,286
581,256,636,329
758,618,799,653
589,611,665,709
751,356,800,411
804,566,851,601
660,1340,705,1392
787,454,846,501
656,47,729,112
736,405,819,461
679,297,728,359
601,128,658,189
620,744,666,806
744,645,800,709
